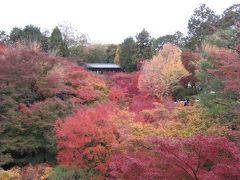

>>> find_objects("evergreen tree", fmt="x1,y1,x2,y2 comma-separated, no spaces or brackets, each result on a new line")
135,29,153,59
10,25,45,51
104,44,118,63
187,4,219,50
197,30,240,124
219,4,240,29
10,27,23,43
119,37,137,72
153,31,186,53
86,44,106,63
0,30,9,44
49,26,69,57
22,25,42,42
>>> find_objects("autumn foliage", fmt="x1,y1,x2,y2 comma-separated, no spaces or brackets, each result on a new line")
138,43,189,98
0,164,52,180
109,135,240,179
180,48,200,86
55,104,118,173
1,38,240,179
208,48,240,94
0,47,108,168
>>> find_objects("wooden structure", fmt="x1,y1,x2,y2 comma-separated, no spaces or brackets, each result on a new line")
85,63,123,73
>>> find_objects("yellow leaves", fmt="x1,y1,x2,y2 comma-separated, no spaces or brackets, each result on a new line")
131,122,159,138
138,43,189,98
0,167,21,180
110,110,160,141
47,62,67,78
40,167,52,180
93,82,108,97
154,103,230,138
158,104,210,138
114,47,120,65
206,124,229,136
157,121,185,138
0,165,52,180
201,43,227,54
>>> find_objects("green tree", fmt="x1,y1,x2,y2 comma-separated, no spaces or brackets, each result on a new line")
86,44,107,63
205,27,240,54
0,31,9,44
49,26,69,57
104,44,118,63
22,25,43,50
219,4,240,29
153,31,186,52
0,48,75,168
10,25,46,51
10,27,23,43
135,29,153,59
41,30,49,52
197,32,240,125
119,37,137,71
0,98,73,167
68,34,90,62
22,25,42,42
187,4,219,50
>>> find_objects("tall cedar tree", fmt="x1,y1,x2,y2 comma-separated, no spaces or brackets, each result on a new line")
49,27,69,57
119,37,137,72
135,29,153,60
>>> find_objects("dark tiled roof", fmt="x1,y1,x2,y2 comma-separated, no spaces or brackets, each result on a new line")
85,63,121,69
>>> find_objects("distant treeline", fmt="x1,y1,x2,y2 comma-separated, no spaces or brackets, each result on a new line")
0,3,239,71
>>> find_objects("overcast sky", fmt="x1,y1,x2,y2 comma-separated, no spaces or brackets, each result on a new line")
1,0,239,44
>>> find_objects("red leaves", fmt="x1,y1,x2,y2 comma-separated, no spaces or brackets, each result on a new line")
109,86,126,102
18,103,30,114
208,49,240,94
3,46,239,179
151,135,240,179
108,71,158,113
0,48,42,83
180,49,200,87
108,135,240,179
128,93,157,113
109,72,140,96
65,67,107,103
55,104,118,171
0,43,6,54
20,163,52,180
109,152,159,180
181,48,200,74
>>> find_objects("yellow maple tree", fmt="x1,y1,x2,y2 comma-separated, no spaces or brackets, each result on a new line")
138,43,189,98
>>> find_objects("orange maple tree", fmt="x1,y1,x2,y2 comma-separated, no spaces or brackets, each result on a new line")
55,104,118,173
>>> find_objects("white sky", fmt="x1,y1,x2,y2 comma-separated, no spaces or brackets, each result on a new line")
1,0,239,44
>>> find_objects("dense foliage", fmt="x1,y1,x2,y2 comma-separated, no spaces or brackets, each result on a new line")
138,44,189,98
0,48,107,168
109,135,240,179
55,104,118,174
0,3,240,179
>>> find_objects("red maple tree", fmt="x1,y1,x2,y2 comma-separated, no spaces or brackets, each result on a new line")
109,135,240,179
208,49,240,94
55,104,118,173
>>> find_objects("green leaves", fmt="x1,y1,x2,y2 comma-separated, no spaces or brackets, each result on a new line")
49,27,69,57
187,4,219,50
120,37,137,72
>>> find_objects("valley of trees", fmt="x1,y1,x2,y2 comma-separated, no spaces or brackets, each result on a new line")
0,3,240,180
